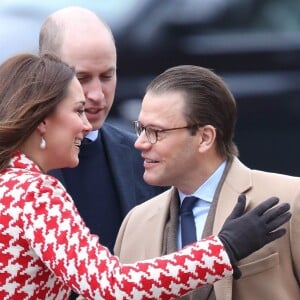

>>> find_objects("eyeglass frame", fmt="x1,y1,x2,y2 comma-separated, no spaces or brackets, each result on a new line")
133,120,202,144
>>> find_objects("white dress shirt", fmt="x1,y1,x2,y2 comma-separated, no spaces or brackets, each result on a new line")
178,160,226,249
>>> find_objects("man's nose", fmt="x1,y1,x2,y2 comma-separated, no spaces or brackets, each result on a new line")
85,79,105,102
134,131,151,150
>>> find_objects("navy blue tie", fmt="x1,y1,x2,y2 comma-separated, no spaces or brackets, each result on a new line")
180,196,198,248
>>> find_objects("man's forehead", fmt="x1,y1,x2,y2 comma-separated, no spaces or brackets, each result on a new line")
140,93,185,123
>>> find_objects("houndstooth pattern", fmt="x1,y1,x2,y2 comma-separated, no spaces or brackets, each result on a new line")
0,152,232,300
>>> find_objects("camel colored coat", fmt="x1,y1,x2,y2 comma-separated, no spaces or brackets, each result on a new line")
114,157,300,300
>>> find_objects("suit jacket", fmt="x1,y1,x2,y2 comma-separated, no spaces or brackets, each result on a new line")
49,123,166,248
114,157,300,300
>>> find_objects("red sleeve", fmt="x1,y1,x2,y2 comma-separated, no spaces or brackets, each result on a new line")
23,174,232,299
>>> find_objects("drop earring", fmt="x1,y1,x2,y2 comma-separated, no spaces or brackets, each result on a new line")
40,136,46,150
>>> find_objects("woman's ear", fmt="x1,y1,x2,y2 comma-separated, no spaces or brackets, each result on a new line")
37,120,47,135
198,125,216,153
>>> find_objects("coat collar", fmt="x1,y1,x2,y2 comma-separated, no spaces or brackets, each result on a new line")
213,156,253,233
8,151,42,173
145,157,253,243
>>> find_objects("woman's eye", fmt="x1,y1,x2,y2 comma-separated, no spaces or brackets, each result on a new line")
77,109,85,116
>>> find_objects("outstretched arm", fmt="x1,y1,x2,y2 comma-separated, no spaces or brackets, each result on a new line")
22,175,232,299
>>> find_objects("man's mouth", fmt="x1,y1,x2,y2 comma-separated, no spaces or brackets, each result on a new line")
85,108,102,114
145,158,158,163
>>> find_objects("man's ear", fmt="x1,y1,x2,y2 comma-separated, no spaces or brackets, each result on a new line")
198,125,216,153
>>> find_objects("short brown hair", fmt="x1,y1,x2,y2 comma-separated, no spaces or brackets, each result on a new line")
146,65,238,158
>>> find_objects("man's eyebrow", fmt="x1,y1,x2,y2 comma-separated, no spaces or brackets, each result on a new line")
141,123,164,128
76,67,116,74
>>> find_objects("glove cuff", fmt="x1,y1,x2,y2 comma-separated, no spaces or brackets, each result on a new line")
218,235,242,280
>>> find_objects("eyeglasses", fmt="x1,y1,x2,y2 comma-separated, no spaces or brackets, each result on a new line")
133,120,200,144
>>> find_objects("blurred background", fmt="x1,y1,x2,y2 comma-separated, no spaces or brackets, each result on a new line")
1,0,300,175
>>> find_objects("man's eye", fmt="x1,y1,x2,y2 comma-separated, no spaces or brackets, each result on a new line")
76,76,89,83
147,128,159,135
101,74,113,81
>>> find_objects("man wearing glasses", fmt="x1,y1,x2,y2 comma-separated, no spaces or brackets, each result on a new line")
114,65,300,299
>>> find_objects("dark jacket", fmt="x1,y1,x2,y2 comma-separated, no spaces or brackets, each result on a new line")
49,123,166,252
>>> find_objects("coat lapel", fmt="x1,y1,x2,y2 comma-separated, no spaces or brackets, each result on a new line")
213,157,253,300
142,189,174,258
101,125,137,215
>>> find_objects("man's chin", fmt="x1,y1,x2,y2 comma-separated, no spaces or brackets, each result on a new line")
90,120,105,131
87,114,107,130
144,174,164,187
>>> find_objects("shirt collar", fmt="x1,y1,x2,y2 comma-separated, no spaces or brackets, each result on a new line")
85,130,99,142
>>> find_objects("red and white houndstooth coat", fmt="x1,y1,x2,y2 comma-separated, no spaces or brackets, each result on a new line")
0,152,232,299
